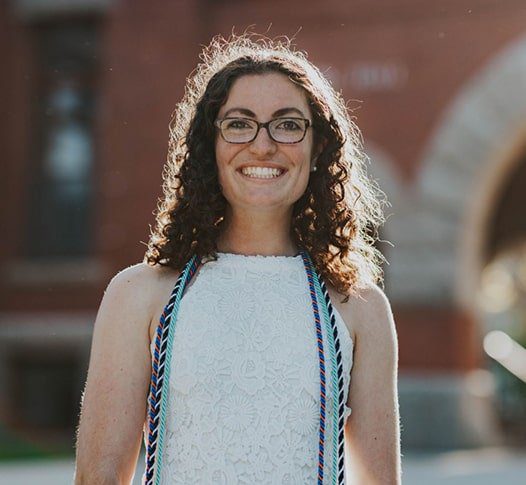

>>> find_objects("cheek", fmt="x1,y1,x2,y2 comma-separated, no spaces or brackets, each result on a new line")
295,145,313,170
215,142,241,188
215,139,240,166
214,139,224,166
290,150,313,194
214,142,230,175
301,132,315,161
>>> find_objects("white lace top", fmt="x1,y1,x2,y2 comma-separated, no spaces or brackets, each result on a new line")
145,252,354,484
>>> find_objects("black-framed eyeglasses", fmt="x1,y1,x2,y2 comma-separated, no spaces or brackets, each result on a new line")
214,117,312,144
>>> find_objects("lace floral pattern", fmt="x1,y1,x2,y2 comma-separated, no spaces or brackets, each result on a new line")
145,253,354,484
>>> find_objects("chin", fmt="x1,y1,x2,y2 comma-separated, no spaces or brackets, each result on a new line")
231,196,290,210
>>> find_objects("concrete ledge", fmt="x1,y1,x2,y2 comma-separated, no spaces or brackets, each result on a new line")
399,371,504,450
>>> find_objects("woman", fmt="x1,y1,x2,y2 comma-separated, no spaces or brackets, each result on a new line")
75,33,401,484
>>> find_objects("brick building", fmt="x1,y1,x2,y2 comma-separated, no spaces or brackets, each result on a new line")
2,0,526,451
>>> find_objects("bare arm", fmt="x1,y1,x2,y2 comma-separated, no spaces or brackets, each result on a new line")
74,263,159,484
343,285,401,484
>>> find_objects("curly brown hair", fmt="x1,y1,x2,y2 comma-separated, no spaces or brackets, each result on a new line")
144,32,388,299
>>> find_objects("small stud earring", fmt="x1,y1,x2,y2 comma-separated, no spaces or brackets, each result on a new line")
310,155,318,172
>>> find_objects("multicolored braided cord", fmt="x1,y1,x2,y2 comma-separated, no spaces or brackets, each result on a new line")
144,255,199,485
301,250,346,484
318,276,346,483
299,250,328,484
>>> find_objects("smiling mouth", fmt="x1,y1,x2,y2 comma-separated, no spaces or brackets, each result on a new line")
238,166,286,180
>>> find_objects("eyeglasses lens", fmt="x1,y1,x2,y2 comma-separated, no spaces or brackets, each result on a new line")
221,118,307,143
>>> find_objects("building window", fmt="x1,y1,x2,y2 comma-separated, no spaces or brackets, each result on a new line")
7,349,83,431
26,18,101,259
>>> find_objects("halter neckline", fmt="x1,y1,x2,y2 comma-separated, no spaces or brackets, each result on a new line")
215,251,301,259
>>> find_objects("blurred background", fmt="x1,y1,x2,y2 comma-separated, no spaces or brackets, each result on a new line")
1,0,526,483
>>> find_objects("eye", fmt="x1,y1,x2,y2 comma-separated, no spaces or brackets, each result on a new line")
274,118,303,131
224,118,254,130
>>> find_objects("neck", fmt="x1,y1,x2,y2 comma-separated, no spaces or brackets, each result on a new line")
217,207,298,257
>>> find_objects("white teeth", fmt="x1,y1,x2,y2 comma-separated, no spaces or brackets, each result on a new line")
240,166,284,179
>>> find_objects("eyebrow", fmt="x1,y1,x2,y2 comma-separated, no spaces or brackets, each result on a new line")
222,107,307,118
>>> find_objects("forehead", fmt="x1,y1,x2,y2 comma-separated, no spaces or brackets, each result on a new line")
219,72,310,118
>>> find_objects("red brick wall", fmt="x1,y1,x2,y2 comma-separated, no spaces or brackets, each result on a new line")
2,0,526,371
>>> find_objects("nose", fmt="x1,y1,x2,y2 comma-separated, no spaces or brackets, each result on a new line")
248,125,278,156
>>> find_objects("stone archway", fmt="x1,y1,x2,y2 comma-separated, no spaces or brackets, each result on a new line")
393,34,526,449
416,34,526,310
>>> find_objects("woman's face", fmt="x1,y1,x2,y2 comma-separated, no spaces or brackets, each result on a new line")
215,72,317,214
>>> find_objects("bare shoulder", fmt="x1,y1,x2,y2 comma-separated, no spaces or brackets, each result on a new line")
105,262,161,312
106,262,181,342
108,261,182,296
330,283,396,346
346,284,393,325
110,260,174,284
